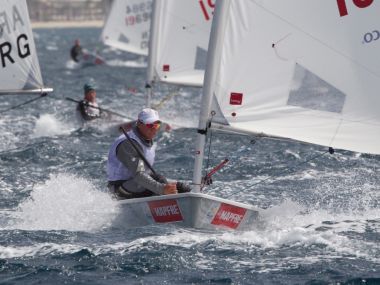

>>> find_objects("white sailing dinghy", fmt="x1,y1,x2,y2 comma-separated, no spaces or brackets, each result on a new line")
145,0,214,107
100,0,152,68
116,0,380,231
0,0,53,96
114,0,263,231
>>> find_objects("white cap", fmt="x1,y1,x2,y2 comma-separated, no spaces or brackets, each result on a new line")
138,108,160,124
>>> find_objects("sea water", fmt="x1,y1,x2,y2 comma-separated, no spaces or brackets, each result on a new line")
0,27,379,285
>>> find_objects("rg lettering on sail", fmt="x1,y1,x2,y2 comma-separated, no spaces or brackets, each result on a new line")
211,203,247,229
0,4,31,68
148,199,183,223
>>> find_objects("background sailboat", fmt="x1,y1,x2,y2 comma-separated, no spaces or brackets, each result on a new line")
100,0,152,68
0,0,53,96
145,0,214,111
100,0,213,127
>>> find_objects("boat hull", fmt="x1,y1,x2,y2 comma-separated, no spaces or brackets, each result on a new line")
113,192,259,231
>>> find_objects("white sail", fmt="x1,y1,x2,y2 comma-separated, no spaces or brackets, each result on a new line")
100,0,152,56
147,0,214,87
205,0,380,155
0,0,51,94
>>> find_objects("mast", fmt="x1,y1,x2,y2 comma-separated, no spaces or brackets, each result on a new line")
192,0,230,192
145,0,161,108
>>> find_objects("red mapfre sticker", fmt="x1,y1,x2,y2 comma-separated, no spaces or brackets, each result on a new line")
163,64,170,72
211,203,247,229
229,92,243,105
148,199,183,223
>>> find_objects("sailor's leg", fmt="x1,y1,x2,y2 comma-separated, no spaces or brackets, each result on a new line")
119,182,156,199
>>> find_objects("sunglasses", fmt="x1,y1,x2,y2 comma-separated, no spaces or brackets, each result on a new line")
142,121,161,129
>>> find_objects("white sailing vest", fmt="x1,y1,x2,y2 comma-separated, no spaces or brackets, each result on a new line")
107,130,156,181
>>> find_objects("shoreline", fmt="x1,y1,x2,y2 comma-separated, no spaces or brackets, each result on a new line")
31,20,104,29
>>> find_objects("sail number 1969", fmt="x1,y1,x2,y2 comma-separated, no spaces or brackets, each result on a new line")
199,0,215,21
337,0,373,16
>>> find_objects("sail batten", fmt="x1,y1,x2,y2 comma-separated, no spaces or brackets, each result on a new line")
206,0,380,154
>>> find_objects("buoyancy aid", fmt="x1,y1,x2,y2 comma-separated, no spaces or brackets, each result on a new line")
78,100,100,120
107,128,156,182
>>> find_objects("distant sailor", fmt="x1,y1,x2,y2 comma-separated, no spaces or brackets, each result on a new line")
77,83,101,121
70,39,83,62
107,108,191,199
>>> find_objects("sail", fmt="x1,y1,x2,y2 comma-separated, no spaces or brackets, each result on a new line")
148,0,214,87
100,0,152,56
207,0,380,155
0,0,50,94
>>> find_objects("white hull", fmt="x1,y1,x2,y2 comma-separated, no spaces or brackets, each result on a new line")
113,192,259,231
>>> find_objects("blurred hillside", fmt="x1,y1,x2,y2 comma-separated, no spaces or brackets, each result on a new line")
27,0,112,26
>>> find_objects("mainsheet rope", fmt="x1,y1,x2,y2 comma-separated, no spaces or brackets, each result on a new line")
202,116,335,194
0,93,48,114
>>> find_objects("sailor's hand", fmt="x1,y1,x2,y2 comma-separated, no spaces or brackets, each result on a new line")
163,183,178,195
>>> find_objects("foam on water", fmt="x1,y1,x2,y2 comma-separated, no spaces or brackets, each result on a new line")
104,198,379,264
6,173,119,232
65,59,81,70
0,131,19,152
0,112,41,152
46,45,58,51
106,59,147,68
258,200,379,261
1,196,378,268
0,243,80,259
32,114,76,138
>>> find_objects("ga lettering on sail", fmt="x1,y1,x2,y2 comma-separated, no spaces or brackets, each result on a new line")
211,203,247,229
148,199,183,223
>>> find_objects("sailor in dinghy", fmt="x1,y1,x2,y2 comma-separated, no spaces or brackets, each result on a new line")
70,39,83,63
69,39,105,67
77,83,102,121
107,108,191,199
